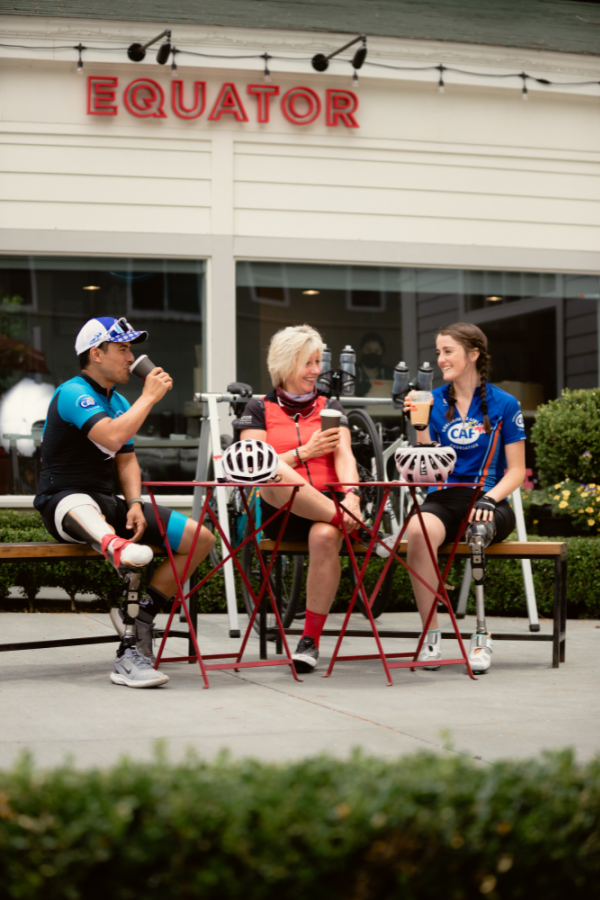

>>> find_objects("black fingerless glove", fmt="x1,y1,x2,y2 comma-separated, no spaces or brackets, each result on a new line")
474,494,497,515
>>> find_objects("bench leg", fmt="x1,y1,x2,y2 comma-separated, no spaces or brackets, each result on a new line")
259,553,268,661
560,557,567,664
552,557,561,668
275,555,283,656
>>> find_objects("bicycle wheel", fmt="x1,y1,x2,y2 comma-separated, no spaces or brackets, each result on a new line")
240,517,305,636
347,408,395,619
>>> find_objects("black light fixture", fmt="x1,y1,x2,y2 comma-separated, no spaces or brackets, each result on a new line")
128,28,172,64
521,72,528,100
170,47,179,77
312,34,367,74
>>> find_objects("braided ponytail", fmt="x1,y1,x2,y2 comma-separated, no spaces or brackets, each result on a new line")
438,323,492,435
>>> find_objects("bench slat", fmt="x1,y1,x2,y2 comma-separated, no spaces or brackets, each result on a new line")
0,542,164,560
258,539,567,557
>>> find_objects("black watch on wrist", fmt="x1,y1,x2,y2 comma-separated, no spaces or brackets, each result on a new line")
345,487,361,497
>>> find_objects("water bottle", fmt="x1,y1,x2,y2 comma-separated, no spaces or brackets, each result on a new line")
339,345,356,396
417,361,433,392
391,360,410,409
316,344,332,394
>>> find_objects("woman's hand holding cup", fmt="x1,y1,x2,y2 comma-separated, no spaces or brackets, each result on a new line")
302,424,340,459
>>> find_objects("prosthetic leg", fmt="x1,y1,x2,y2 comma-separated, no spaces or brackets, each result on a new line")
465,519,496,674
54,495,168,686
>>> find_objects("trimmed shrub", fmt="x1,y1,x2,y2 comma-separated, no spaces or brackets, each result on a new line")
0,750,598,900
531,388,600,487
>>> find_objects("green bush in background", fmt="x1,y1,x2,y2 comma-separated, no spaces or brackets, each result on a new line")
0,749,598,900
531,388,600,487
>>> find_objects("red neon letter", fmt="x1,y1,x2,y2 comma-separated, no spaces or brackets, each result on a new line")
208,83,249,122
326,89,359,128
171,80,206,119
123,79,167,118
281,87,321,125
247,84,280,123
87,76,118,116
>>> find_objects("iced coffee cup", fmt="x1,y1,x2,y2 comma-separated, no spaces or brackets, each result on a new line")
408,390,433,431
320,409,343,431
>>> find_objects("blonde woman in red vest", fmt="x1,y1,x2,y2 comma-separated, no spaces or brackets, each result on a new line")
240,324,388,673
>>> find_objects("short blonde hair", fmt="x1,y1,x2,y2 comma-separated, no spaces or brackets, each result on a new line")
267,324,324,388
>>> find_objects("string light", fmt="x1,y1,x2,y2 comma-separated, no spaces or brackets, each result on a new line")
437,63,445,93
262,52,271,83
171,47,179,78
352,69,359,87
75,42,85,74
521,72,528,100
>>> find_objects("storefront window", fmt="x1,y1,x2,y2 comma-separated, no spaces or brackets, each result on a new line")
0,255,204,493
236,262,404,398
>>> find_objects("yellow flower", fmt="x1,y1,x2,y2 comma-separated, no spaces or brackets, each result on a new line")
577,487,583,493
578,509,584,513
558,501,568,508
586,507,594,513
562,490,570,498
553,495,561,500
589,519,595,526
533,519,539,524
554,483,562,489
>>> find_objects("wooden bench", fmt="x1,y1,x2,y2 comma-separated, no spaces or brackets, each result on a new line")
0,542,196,655
258,540,568,668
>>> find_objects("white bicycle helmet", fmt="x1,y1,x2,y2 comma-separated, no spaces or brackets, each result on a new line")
395,443,457,484
222,439,279,484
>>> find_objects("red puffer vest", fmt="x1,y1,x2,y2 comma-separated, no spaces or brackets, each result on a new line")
264,395,339,492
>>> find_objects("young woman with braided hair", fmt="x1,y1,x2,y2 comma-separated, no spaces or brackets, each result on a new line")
404,322,526,673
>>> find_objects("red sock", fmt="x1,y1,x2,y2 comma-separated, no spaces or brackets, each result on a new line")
302,610,328,648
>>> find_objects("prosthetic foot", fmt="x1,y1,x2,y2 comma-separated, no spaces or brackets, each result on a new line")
465,520,496,675
55,494,167,687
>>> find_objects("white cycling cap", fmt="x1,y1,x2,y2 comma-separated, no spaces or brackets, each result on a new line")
75,317,148,355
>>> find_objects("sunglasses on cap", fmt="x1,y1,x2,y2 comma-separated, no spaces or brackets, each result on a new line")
107,317,135,339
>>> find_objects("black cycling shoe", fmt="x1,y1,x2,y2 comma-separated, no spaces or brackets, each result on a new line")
355,529,397,559
292,636,319,673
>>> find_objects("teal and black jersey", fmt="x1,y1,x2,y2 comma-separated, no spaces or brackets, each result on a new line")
34,372,134,508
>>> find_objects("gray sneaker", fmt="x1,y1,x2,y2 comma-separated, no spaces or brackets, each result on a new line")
109,608,156,663
110,646,169,688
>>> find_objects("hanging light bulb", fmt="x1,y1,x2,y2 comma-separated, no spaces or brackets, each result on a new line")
75,43,85,75
170,48,178,78
437,64,445,93
352,68,359,88
262,52,271,83
521,73,528,100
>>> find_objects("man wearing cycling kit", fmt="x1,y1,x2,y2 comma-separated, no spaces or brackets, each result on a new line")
34,316,214,688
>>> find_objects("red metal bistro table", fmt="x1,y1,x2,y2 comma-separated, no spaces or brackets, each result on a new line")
142,481,303,689
324,481,482,685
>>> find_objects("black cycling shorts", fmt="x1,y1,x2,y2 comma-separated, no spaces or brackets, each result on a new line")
419,487,515,544
261,491,344,543
38,490,188,551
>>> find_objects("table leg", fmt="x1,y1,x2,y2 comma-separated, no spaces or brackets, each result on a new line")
188,567,198,663
275,554,283,656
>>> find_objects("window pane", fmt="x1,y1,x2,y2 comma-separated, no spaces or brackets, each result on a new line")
236,262,403,399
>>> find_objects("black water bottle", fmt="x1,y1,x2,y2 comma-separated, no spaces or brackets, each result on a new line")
417,361,433,392
392,361,410,409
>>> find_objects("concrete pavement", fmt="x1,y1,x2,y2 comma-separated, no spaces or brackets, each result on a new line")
0,610,598,768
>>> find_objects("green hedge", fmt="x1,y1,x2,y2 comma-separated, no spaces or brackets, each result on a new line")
531,387,600,486
0,750,598,900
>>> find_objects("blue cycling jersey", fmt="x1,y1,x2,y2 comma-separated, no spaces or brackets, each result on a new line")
34,372,134,508
428,382,525,492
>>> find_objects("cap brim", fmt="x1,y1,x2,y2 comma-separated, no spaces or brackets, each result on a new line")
110,330,148,345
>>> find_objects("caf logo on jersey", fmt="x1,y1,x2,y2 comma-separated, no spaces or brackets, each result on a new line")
76,394,99,410
447,418,486,446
